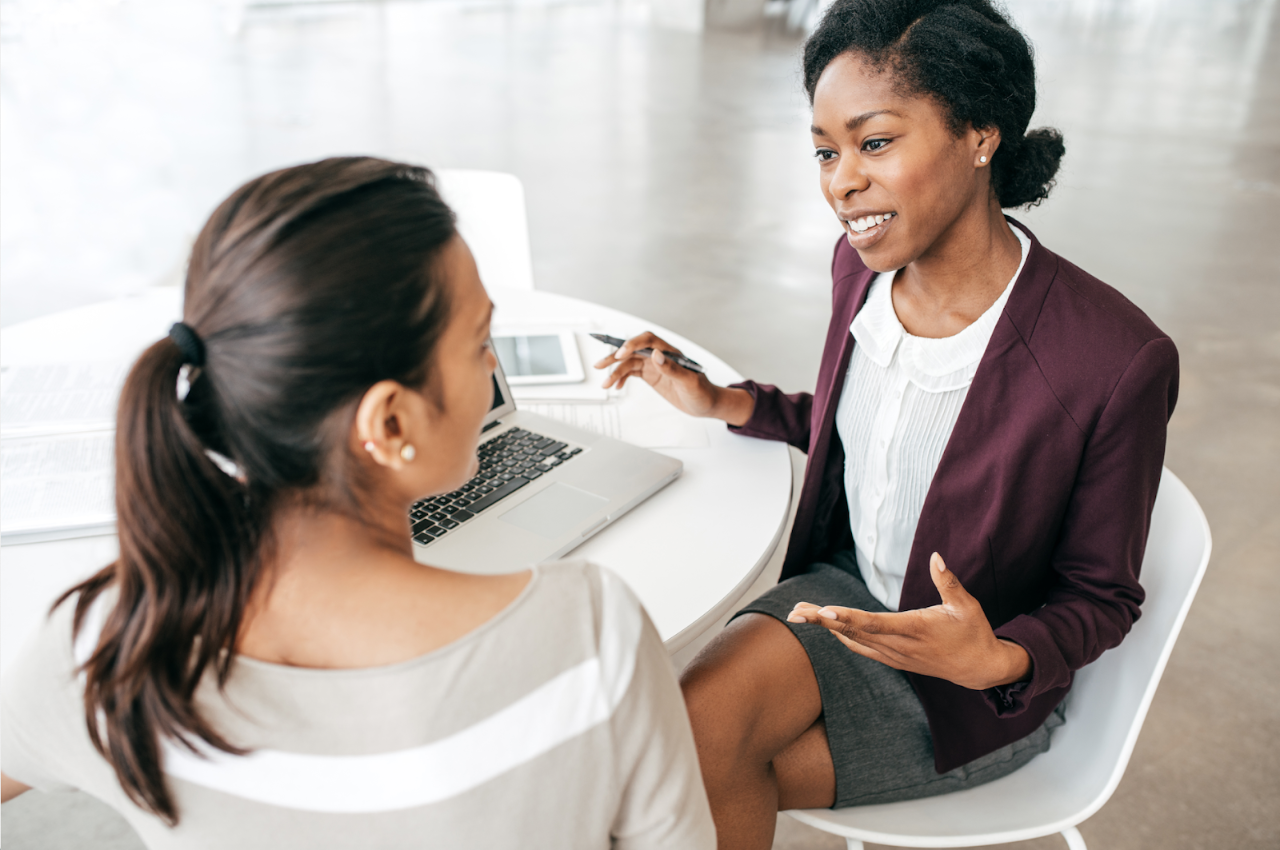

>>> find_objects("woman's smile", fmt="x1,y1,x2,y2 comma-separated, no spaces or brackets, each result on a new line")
842,210,897,248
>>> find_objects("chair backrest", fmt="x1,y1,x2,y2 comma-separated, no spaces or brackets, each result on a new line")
784,468,1212,845
433,169,535,291
1038,467,1212,821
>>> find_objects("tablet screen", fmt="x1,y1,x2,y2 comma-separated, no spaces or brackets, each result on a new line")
492,335,568,378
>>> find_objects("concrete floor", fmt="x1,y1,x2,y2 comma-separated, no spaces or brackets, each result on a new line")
2,0,1278,847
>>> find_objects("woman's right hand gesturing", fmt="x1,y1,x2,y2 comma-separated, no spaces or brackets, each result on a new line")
593,331,755,426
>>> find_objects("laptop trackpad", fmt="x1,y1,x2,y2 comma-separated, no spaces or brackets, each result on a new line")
497,483,609,540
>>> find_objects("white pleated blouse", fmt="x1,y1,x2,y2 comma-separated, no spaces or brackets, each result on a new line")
834,227,1030,611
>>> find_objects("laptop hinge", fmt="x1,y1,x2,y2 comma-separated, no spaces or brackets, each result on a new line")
481,418,504,433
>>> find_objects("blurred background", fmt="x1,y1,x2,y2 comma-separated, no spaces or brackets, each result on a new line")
2,0,1277,847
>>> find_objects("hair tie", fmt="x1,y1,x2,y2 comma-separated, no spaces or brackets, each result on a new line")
169,322,205,366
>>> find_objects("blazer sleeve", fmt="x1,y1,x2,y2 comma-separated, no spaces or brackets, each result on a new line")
725,381,814,452
986,337,1179,715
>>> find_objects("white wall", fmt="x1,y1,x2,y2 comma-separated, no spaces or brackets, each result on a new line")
1,1,255,326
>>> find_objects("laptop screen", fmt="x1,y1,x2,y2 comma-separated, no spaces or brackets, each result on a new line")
489,375,504,411
483,341,518,428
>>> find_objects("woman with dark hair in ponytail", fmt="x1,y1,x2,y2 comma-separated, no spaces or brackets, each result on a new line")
597,2,1178,846
1,157,715,848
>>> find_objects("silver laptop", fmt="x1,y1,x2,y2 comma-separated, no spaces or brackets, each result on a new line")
409,348,683,573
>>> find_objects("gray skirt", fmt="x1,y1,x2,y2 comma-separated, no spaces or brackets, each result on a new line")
734,550,1064,809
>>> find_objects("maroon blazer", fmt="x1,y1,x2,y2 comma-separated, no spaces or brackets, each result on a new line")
730,219,1179,773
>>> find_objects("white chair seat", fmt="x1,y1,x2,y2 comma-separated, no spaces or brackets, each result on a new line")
785,467,1211,850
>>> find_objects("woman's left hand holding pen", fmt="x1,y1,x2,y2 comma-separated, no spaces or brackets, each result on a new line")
593,331,755,426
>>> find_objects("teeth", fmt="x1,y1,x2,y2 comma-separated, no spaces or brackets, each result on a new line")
845,212,894,234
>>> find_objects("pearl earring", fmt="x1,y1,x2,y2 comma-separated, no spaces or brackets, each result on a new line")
400,444,416,462
363,441,376,452
979,155,988,163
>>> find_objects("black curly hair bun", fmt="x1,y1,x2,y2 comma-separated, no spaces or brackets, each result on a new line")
996,127,1066,208
804,0,1067,209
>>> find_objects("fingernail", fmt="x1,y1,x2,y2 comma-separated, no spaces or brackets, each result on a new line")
653,349,666,365
932,553,946,572
786,614,805,623
818,608,838,619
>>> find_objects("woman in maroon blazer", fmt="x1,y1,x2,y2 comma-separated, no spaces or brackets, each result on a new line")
598,1,1178,847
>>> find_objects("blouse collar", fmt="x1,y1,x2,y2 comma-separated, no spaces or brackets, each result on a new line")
850,226,1030,393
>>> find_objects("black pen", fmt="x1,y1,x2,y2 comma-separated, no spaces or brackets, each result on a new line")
590,333,705,374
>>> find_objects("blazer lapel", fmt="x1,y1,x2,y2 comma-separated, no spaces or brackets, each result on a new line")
810,262,876,454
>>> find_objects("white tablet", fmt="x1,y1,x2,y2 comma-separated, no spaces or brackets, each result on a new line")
490,331,585,385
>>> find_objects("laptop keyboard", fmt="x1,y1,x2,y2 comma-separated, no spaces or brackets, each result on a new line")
408,427,583,546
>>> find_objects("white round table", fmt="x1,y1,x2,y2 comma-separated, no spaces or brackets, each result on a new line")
0,287,793,674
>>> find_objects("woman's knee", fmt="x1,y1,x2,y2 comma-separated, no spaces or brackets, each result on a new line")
679,613,823,764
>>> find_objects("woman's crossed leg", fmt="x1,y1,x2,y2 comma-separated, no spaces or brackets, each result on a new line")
680,612,835,850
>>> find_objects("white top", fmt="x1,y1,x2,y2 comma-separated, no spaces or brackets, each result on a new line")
835,228,1030,611
1,561,715,849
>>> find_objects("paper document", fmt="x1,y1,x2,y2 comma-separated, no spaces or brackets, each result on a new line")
526,397,709,450
1,360,128,543
525,403,624,440
1,361,128,437
1,431,116,541
512,383,611,402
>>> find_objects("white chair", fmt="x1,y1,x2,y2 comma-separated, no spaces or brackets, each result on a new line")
784,467,1212,850
434,169,535,291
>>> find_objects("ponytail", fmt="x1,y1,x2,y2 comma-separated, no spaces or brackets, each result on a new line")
59,336,267,824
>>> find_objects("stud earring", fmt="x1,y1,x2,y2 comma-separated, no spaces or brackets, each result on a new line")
400,444,416,462
363,441,376,452
979,155,988,163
